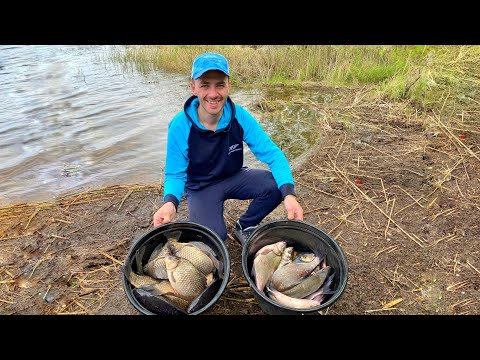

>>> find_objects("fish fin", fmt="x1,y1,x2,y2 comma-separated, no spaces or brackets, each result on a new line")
138,284,164,297
135,246,146,275
320,273,335,294
120,262,136,287
147,242,164,263
167,230,182,242
133,288,188,315
250,264,256,279
165,242,175,255
139,284,155,292
120,264,130,278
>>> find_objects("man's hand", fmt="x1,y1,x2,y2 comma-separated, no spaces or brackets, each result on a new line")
284,194,304,221
153,202,176,227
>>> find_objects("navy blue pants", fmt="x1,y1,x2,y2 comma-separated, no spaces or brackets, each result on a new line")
184,168,282,241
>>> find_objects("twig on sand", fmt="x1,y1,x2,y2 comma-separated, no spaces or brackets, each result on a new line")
329,204,359,234
384,197,395,238
432,208,457,221
446,280,470,292
0,298,15,304
50,234,67,239
296,181,352,203
24,208,40,230
466,260,480,275
364,307,398,313
221,297,256,303
117,189,133,211
351,186,370,231
0,280,15,284
433,233,457,246
99,252,124,266
226,233,237,244
335,134,347,161
451,298,476,311
391,185,424,208
362,142,400,161
303,206,330,215
66,220,101,236
42,284,52,301
374,245,400,258
28,258,44,279
53,218,74,224
455,178,464,197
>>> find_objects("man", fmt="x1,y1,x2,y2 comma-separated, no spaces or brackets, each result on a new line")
153,52,303,245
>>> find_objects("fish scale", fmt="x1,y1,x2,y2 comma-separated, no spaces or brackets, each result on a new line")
174,244,215,275
270,254,321,292
165,254,206,301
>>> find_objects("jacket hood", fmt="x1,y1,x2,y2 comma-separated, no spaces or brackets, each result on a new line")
184,95,235,132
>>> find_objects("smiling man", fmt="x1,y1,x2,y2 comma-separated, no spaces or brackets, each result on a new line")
153,52,303,245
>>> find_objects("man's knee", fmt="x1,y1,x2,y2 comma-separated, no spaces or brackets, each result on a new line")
264,181,282,204
217,228,227,242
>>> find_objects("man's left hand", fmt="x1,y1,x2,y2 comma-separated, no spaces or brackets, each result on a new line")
284,194,304,221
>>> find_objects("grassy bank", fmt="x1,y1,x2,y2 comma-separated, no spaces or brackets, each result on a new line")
112,45,480,112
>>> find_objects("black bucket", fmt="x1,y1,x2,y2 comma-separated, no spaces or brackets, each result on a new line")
122,221,230,315
242,220,348,315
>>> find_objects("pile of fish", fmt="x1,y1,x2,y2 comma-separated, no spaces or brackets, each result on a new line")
121,231,222,314
251,241,335,309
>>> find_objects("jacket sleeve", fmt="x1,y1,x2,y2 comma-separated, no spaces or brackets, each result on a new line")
236,105,296,199
163,116,190,209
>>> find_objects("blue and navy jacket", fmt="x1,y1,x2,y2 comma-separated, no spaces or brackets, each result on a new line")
163,95,296,209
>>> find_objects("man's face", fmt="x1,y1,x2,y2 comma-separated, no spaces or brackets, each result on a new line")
190,70,230,117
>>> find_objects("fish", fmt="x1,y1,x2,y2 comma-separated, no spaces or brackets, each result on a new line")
121,260,176,296
146,230,182,263
270,253,321,292
162,293,191,311
189,241,222,274
143,233,184,280
277,246,294,269
293,252,317,263
281,265,331,298
174,243,216,276
165,254,207,301
267,286,321,309
143,247,171,280
205,272,215,287
251,241,287,292
187,277,221,314
133,288,188,315
305,273,336,303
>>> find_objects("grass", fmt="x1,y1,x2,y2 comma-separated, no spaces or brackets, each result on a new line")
110,45,480,114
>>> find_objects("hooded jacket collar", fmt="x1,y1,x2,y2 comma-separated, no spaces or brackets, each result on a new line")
183,95,236,133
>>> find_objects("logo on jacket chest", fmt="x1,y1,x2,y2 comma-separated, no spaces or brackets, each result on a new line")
228,143,242,155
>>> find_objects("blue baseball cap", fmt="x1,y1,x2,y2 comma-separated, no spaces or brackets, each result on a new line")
191,52,230,80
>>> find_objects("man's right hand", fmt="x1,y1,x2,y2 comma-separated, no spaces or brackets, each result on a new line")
153,202,176,227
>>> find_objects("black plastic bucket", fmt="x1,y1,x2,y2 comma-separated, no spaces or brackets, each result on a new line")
242,220,348,315
122,221,230,315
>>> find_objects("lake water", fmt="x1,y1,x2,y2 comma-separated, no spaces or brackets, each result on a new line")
0,45,267,206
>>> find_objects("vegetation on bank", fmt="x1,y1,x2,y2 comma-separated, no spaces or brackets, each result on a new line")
112,45,480,111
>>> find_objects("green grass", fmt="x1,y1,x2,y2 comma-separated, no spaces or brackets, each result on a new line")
111,45,480,112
